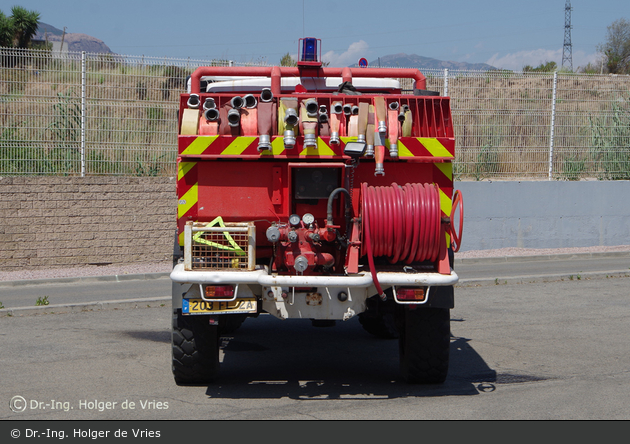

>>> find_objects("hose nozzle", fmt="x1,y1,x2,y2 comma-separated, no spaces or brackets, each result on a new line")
375,145,385,176
204,107,219,121
227,108,241,127
260,88,273,103
284,130,296,149
330,132,340,144
203,97,215,110
243,94,257,109
187,94,200,109
303,133,317,148
389,143,398,157
284,108,299,127
230,96,244,110
305,99,319,117
398,104,409,122
257,134,271,152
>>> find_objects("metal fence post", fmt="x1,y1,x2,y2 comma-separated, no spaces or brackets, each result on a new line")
548,71,558,180
444,68,449,97
81,51,86,177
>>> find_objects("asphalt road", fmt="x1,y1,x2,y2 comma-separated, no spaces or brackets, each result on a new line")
0,277,171,309
1,274,629,420
1,253,628,309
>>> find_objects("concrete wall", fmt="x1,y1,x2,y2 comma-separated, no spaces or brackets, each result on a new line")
0,177,177,270
2,178,629,270
454,181,630,252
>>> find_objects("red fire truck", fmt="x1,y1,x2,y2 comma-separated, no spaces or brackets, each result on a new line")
171,38,463,385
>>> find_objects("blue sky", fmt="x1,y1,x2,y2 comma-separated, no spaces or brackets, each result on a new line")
6,0,627,70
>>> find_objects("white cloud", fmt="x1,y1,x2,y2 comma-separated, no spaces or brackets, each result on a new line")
486,49,600,71
322,40,370,67
487,49,562,70
572,50,603,71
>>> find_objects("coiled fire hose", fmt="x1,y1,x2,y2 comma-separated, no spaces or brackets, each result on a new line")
361,182,443,298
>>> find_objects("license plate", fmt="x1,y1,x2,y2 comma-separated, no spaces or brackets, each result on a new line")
182,298,257,315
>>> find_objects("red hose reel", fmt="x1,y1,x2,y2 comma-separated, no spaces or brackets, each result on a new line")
360,182,463,296
449,189,464,253
361,182,442,264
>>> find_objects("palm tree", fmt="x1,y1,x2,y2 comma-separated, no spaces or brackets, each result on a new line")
0,11,13,47
9,6,40,48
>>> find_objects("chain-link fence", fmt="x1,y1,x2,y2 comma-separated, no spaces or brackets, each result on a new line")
2,47,629,179
1,47,231,177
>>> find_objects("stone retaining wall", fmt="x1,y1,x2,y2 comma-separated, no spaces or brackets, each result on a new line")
0,177,177,270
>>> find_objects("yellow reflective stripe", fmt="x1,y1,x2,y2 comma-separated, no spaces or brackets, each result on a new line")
221,137,256,156
435,162,453,181
439,188,453,249
260,137,286,155
419,138,453,158
177,161,196,181
316,138,336,155
178,184,198,218
339,137,355,146
397,140,414,158
178,231,185,247
192,216,245,256
299,138,336,156
439,188,452,217
181,136,217,155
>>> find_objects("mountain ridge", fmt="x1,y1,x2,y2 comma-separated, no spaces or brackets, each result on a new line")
34,22,113,54
354,52,496,71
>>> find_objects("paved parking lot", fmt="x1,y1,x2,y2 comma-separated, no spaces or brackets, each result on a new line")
1,273,629,420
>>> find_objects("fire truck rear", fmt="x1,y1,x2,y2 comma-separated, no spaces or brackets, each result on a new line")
170,38,463,385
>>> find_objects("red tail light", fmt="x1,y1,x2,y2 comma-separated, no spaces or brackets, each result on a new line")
205,285,234,298
396,287,426,301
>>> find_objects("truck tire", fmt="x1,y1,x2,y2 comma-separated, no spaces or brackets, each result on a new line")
218,314,247,335
172,310,220,385
358,292,399,339
358,312,398,339
397,306,450,384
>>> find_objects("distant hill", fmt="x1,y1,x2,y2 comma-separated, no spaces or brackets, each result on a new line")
35,22,64,37
354,53,496,71
34,22,113,54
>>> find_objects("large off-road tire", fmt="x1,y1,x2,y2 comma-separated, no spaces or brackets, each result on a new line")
358,313,399,339
358,292,399,339
172,310,220,385
396,306,450,384
218,314,247,335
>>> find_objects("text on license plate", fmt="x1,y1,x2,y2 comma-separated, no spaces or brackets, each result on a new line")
182,298,257,315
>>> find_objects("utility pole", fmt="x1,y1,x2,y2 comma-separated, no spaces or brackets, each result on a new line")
60,26,66,55
561,1,573,71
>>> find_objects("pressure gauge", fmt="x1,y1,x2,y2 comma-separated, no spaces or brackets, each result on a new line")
302,213,315,225
289,214,301,227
